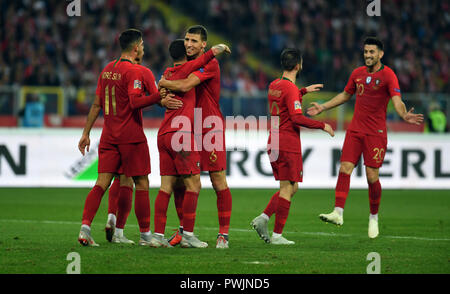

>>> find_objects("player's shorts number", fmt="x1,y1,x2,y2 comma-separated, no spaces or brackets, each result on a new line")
104,85,117,115
372,147,385,164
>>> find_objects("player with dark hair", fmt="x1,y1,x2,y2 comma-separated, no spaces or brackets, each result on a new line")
151,40,231,248
250,48,334,244
158,25,234,249
307,37,424,238
77,28,180,246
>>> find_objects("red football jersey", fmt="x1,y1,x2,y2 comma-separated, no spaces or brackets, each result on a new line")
344,64,401,137
158,50,215,136
267,78,306,153
96,58,158,144
192,55,223,134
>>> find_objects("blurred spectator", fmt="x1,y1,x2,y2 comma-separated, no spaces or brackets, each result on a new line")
426,102,448,133
21,95,45,127
0,0,448,120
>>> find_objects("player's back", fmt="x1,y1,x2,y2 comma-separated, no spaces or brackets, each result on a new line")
159,49,216,136
97,59,147,144
158,65,197,136
267,78,302,153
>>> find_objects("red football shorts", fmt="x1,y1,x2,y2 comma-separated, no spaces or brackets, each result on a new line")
268,149,303,183
98,141,151,177
340,130,388,168
196,131,227,172
158,132,201,176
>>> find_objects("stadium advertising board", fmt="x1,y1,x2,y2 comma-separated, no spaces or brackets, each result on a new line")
0,128,449,189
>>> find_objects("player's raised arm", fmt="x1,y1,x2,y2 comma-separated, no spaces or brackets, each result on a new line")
78,94,101,155
307,90,352,116
286,86,334,137
391,96,424,125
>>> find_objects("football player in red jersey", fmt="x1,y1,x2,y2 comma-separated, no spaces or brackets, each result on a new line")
103,51,182,244
307,37,423,238
158,25,233,248
151,40,231,248
251,48,334,245
77,29,181,246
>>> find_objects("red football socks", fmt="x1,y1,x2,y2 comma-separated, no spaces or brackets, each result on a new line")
273,197,291,234
263,190,280,217
154,190,171,235
368,180,382,215
81,185,105,226
182,191,199,233
216,188,232,235
173,187,186,227
335,172,351,209
134,190,151,232
115,186,133,229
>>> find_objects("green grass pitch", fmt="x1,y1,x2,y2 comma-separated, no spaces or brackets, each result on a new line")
0,188,448,274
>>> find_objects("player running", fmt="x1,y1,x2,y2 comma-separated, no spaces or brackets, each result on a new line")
307,37,424,238
250,48,335,245
151,40,231,248
158,25,233,249
77,29,180,246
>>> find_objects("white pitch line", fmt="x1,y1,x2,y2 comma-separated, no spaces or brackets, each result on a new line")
0,218,449,242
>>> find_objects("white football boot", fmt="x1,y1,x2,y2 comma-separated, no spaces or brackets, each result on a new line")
78,228,99,247
112,233,135,244
250,215,270,243
180,234,208,248
319,209,344,226
149,234,173,248
270,235,295,245
368,217,379,239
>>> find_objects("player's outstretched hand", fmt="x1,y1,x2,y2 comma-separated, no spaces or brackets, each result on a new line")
161,94,183,110
403,107,424,125
78,134,90,156
323,123,335,137
307,102,325,116
305,84,324,93
211,44,231,56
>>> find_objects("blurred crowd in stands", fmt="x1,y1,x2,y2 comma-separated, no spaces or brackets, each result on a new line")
0,0,448,118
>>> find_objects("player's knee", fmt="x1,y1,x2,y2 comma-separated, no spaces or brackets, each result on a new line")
184,175,201,193
366,169,379,184
210,173,228,191
119,176,133,188
133,175,149,190
339,162,354,175
186,181,201,193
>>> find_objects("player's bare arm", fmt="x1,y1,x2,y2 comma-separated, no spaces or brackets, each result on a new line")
307,91,352,116
159,73,201,93
305,84,324,93
78,95,101,156
391,95,424,125
211,44,231,55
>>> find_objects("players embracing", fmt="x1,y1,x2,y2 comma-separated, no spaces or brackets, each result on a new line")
159,25,233,249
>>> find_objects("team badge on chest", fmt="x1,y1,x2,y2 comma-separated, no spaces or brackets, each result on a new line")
366,76,372,84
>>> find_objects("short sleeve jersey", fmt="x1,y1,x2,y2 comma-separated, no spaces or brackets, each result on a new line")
344,65,401,137
158,50,216,136
267,78,305,153
96,59,157,144
192,56,223,134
